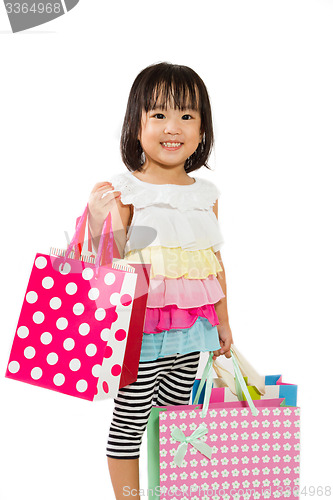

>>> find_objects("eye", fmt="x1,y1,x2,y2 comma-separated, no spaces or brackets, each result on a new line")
153,113,165,119
182,114,193,120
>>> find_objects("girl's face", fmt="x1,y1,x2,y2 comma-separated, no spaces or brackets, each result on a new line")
138,103,203,171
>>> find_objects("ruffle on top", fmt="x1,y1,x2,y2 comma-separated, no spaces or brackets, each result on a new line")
143,304,220,333
147,275,225,308
140,316,221,361
111,171,221,212
124,246,222,279
125,206,223,253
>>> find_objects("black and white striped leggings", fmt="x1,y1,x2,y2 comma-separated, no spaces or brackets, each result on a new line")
106,351,201,459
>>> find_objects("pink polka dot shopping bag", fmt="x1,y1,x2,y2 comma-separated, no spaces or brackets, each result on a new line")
147,349,300,500
5,205,150,401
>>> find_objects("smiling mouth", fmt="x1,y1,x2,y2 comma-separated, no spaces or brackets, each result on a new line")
161,142,182,149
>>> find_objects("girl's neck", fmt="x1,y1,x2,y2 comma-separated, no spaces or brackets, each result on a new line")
133,162,194,186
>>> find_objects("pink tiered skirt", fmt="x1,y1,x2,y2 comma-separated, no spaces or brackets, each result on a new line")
125,246,224,361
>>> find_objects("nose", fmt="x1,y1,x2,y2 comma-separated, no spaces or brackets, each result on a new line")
164,118,182,136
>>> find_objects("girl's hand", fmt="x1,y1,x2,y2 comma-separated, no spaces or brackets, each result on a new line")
88,182,132,258
88,182,122,226
212,323,233,360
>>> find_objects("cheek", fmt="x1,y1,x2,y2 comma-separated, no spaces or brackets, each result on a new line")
142,124,161,144
190,121,202,138
192,126,203,144
138,113,149,141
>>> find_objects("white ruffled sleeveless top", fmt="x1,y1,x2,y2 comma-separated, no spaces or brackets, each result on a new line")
110,171,224,361
111,171,224,254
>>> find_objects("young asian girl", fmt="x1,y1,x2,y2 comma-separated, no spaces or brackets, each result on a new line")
88,62,233,500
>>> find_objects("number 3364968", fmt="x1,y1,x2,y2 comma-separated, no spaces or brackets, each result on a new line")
5,3,62,14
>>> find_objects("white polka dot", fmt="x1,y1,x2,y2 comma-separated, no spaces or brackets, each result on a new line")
73,303,84,315
53,373,65,386
78,323,90,336
88,287,99,300
92,364,101,377
24,346,36,359
95,308,106,321
17,326,29,339
42,277,54,289
76,379,88,392
33,311,45,324
8,361,20,373
66,282,77,295
35,256,47,269
69,358,81,371
82,268,94,280
40,332,52,345
59,262,71,275
31,367,43,380
26,291,38,303
100,328,111,341
104,272,116,285
110,292,120,306
63,338,75,351
85,343,97,357
56,317,68,330
49,297,62,310
47,352,58,365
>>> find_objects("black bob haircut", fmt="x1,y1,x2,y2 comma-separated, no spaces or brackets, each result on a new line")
120,62,214,173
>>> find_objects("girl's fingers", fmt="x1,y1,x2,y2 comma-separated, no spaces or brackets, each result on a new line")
92,190,121,211
222,337,232,354
89,182,121,220
99,191,121,205
101,189,120,200
90,186,120,202
212,349,222,360
91,182,114,193
99,192,121,208
97,183,114,191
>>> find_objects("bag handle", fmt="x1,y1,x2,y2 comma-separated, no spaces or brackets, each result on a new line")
193,352,214,412
61,204,113,269
212,345,265,396
193,349,259,417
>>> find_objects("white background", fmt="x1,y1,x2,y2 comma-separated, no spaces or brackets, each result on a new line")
1,1,332,499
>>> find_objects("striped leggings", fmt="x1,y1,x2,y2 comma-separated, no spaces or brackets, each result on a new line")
106,351,201,459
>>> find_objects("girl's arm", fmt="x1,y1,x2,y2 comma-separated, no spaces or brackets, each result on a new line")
88,182,131,258
213,200,233,358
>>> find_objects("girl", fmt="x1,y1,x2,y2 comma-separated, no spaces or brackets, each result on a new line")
88,62,233,499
